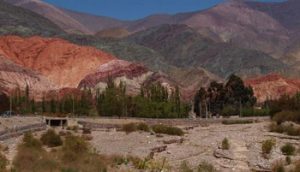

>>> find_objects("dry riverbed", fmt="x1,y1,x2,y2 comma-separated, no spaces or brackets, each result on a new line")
0,118,299,171
90,121,300,171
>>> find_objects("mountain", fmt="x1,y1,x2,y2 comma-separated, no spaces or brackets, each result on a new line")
0,35,190,100
245,74,300,103
6,0,296,58
5,0,126,34
0,36,116,88
61,8,126,34
0,55,55,96
96,28,130,38
62,34,221,97
127,24,289,78
247,0,300,33
0,0,64,36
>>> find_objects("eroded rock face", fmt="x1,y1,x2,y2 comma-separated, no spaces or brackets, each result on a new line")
78,60,190,98
0,35,115,88
245,74,300,102
0,55,56,97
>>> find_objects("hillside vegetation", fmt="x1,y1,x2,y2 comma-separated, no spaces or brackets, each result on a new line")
0,0,64,36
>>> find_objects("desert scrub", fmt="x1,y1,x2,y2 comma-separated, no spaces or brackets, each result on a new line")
0,153,7,171
62,135,88,162
222,119,253,125
180,161,193,172
122,123,137,134
222,138,230,150
23,132,42,149
13,133,58,172
151,124,184,136
137,123,150,132
281,143,295,155
40,129,63,147
269,123,300,136
262,139,276,155
285,156,291,165
271,161,285,172
197,161,216,172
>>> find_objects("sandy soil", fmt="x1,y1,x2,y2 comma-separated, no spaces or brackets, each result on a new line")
90,122,300,172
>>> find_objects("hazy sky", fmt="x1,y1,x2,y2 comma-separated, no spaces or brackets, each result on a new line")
43,0,286,20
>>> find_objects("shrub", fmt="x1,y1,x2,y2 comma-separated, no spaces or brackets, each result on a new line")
40,129,62,147
197,161,216,172
82,128,92,134
63,135,88,154
273,111,299,124
269,123,300,136
66,126,79,132
222,138,230,150
137,123,150,132
281,143,295,155
262,139,276,155
180,161,193,172
221,105,237,117
151,124,184,136
285,156,291,165
0,153,7,171
122,123,137,134
23,132,42,149
272,161,285,172
222,119,253,125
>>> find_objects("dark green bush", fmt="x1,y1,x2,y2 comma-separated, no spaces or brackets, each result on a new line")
122,123,137,134
281,143,295,155
241,108,270,117
222,138,230,150
137,123,150,132
273,111,299,124
222,119,253,125
0,153,7,171
180,161,193,172
272,162,285,172
197,161,216,172
23,132,42,149
221,105,238,116
262,139,276,155
270,123,300,136
152,124,184,136
40,129,62,147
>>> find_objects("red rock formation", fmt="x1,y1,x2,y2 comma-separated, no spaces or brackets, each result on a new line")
79,59,151,94
0,55,55,97
245,74,300,103
0,35,116,88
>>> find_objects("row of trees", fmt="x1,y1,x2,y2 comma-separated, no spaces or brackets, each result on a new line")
194,74,257,117
6,86,94,116
96,77,189,118
3,79,189,118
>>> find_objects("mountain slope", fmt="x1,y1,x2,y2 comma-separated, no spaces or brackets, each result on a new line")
63,34,221,98
62,8,126,34
127,24,289,78
0,55,56,95
5,0,126,34
0,36,115,88
0,0,64,36
246,74,300,102
247,0,300,33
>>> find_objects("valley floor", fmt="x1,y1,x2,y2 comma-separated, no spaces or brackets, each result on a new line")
0,117,299,171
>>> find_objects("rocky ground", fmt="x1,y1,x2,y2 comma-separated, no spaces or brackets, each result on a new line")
90,121,300,172
0,117,299,171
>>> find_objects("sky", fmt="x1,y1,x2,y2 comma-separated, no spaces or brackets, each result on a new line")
43,0,286,20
